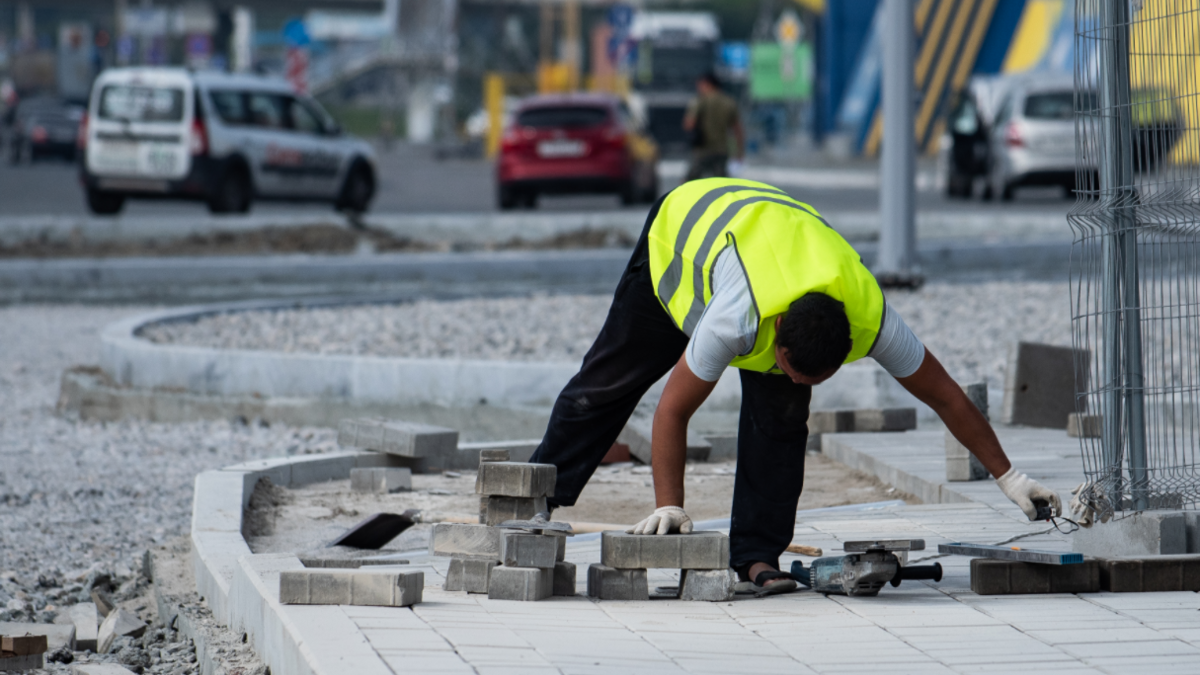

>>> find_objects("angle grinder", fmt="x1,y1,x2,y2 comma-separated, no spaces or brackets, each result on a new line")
789,539,943,597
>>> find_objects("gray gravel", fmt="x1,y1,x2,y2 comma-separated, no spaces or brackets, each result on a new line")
0,304,335,674
143,280,1073,386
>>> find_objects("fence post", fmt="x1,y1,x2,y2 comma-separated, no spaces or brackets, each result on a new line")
1098,0,1148,510
878,0,918,286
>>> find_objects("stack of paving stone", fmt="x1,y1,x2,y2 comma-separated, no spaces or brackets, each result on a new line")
589,531,736,601
434,451,575,601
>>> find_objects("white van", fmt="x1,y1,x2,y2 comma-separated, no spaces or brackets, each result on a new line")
81,68,376,215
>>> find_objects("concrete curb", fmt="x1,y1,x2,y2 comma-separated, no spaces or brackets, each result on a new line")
822,432,978,506
191,450,413,675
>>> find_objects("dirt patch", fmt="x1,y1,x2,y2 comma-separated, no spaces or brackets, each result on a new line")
0,224,636,258
245,454,917,556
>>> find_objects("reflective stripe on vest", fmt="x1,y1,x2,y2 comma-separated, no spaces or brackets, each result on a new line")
648,177,885,372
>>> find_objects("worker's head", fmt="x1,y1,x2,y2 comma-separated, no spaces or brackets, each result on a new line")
774,293,852,386
696,72,720,95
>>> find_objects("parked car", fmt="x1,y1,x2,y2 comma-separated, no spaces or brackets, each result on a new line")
496,94,659,210
81,67,376,215
7,96,85,164
986,76,1096,201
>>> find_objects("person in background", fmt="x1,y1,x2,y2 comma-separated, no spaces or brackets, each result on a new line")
683,72,744,181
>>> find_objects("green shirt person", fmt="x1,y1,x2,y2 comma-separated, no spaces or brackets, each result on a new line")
683,72,744,181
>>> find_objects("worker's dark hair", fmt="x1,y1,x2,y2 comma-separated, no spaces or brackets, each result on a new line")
699,71,720,87
776,293,853,377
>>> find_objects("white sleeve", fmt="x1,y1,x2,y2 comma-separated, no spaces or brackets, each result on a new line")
868,302,925,378
684,249,759,382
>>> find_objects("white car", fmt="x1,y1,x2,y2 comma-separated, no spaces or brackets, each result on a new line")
81,68,376,215
985,75,1096,201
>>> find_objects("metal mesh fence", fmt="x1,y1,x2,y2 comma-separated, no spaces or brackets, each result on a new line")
1071,0,1200,513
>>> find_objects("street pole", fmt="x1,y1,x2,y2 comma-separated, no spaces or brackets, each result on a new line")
878,0,919,287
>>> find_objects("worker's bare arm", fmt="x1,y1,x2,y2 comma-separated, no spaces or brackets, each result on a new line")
652,354,718,508
895,349,1012,478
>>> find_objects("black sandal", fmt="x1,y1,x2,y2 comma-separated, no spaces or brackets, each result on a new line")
733,570,799,597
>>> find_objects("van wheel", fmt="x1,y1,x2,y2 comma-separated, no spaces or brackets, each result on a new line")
86,188,125,215
208,166,252,214
498,186,518,210
337,163,375,214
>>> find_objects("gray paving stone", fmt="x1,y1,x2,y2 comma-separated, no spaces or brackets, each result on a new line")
703,434,738,461
479,448,511,462
487,566,552,601
430,523,501,560
1074,510,1187,557
500,532,558,569
679,569,736,601
809,410,856,434
1100,555,1200,592
1001,342,1086,429
853,408,917,432
70,666,136,675
586,563,649,601
601,531,729,570
1,654,44,671
556,534,566,562
482,496,547,526
349,467,412,493
476,461,556,498
444,557,497,593
278,568,423,607
97,608,146,654
553,561,577,596
337,418,459,470
1068,413,1102,438
970,559,1100,595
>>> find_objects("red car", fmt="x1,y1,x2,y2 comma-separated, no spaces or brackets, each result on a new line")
497,94,659,210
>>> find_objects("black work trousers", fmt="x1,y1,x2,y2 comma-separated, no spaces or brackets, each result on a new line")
529,200,812,575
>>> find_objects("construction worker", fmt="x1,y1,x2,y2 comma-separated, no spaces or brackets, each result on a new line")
682,72,744,181
529,178,1062,595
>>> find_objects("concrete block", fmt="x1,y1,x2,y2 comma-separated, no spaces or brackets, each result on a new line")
619,414,711,464
500,532,558,569
430,523,501,560
338,418,459,469
1,653,44,671
475,462,556,498
349,467,413,494
57,604,96,651
482,496,547,526
1100,555,1200,592
1,634,47,655
278,569,423,607
1001,341,1087,429
444,557,497,593
679,569,736,601
97,609,146,654
297,547,410,569
487,566,552,601
853,408,917,432
945,432,988,481
808,410,855,434
553,562,577,596
71,666,137,675
703,434,738,462
2,621,76,652
1068,413,1102,438
556,534,566,562
601,531,729,570
1074,510,1187,557
479,448,510,462
587,564,649,601
970,558,1100,595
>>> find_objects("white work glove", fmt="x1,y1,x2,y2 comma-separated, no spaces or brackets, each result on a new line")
1068,482,1113,529
627,506,694,535
996,467,1062,521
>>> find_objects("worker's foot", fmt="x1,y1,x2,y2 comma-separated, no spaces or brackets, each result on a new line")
733,562,799,597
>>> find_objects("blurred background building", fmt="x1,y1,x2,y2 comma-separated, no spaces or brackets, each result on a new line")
0,0,1112,159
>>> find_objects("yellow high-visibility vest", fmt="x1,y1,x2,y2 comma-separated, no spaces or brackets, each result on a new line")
648,178,885,372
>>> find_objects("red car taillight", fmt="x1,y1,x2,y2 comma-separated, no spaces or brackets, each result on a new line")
76,113,88,150
190,117,208,156
1004,122,1024,148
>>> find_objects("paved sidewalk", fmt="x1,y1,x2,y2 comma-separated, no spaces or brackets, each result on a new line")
255,428,1200,674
